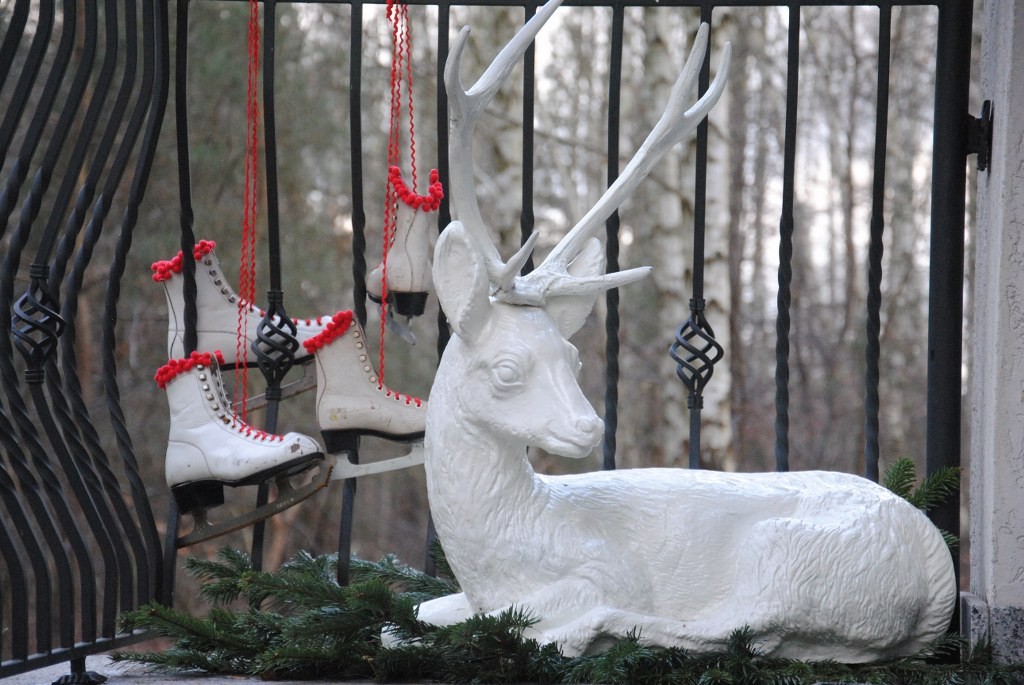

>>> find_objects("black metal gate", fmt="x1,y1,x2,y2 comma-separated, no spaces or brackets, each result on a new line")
0,0,169,678
0,0,979,679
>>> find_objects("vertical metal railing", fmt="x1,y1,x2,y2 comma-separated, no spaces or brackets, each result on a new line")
0,0,170,680
771,3,801,474
926,0,974,608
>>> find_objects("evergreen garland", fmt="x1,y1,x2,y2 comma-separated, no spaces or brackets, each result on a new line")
115,460,1020,682
115,546,1024,684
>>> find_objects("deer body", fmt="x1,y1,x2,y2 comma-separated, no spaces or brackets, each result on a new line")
419,0,956,660
421,297,956,660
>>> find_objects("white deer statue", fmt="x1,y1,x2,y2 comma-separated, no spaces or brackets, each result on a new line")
419,0,957,662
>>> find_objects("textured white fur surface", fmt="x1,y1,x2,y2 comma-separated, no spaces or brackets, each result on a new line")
421,0,956,660
421,223,957,661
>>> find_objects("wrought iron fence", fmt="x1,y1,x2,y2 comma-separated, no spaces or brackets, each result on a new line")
0,0,979,680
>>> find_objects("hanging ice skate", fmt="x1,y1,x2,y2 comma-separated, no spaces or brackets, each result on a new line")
156,351,331,547
157,0,340,551
367,0,443,345
152,240,335,409
302,310,427,461
366,166,443,323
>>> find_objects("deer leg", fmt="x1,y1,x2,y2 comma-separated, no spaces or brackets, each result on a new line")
530,606,762,657
414,591,474,627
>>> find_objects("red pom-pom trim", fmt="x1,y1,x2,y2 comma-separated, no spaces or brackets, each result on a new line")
389,166,443,212
155,350,227,388
302,310,355,353
151,240,217,282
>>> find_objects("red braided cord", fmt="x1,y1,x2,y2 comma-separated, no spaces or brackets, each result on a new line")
402,3,417,189
378,0,418,389
235,0,261,422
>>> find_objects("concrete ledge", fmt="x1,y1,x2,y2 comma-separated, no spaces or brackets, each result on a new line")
962,592,1024,663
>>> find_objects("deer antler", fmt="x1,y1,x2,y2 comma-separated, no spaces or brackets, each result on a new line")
445,0,563,292
445,0,730,305
543,23,729,274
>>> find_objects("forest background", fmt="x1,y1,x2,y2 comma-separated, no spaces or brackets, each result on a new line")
0,0,984,617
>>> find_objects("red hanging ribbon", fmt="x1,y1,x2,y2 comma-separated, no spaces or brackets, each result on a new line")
378,0,418,388
235,0,261,421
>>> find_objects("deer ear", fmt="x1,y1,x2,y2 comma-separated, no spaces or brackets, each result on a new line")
546,236,606,338
434,221,492,342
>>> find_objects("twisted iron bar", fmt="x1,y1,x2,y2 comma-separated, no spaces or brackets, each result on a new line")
0,0,101,647
102,0,170,606
669,298,724,467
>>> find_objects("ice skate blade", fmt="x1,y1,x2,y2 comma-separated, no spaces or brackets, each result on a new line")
234,364,317,412
170,453,322,513
329,443,424,480
386,312,417,345
322,428,426,455
175,461,332,548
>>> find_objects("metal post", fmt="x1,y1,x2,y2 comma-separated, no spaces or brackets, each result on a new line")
926,0,972,553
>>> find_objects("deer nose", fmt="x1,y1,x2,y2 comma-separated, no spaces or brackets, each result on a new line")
575,416,603,443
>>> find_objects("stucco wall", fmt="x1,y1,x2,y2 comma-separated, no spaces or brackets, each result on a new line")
968,0,1024,662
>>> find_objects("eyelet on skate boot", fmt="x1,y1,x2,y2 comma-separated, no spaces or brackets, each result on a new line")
157,351,332,547
302,311,426,456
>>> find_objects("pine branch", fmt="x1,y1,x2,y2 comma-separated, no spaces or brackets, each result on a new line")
119,602,255,653
908,465,961,514
882,457,918,500
184,548,258,605
109,648,249,675
279,548,338,580
350,553,459,598
429,538,459,584
245,563,350,611
882,459,961,549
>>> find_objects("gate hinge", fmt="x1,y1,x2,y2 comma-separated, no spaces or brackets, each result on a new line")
967,99,994,172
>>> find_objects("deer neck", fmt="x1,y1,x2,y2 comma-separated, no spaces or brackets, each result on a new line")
424,341,548,546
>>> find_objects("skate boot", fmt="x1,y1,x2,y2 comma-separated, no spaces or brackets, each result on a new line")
158,350,332,546
303,310,427,454
366,167,443,319
152,239,333,366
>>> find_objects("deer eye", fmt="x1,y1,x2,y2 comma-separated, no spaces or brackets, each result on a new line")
491,357,524,392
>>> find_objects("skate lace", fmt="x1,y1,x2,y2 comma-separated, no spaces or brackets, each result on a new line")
212,377,282,442
383,385,423,407
150,240,217,282
155,351,283,442
232,417,283,442
302,310,354,353
238,300,328,329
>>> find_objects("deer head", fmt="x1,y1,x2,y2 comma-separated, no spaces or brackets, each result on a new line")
433,0,729,458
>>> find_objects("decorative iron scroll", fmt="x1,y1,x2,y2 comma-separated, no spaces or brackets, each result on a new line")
669,297,725,467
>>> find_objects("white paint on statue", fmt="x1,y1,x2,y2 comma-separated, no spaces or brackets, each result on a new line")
417,0,957,661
